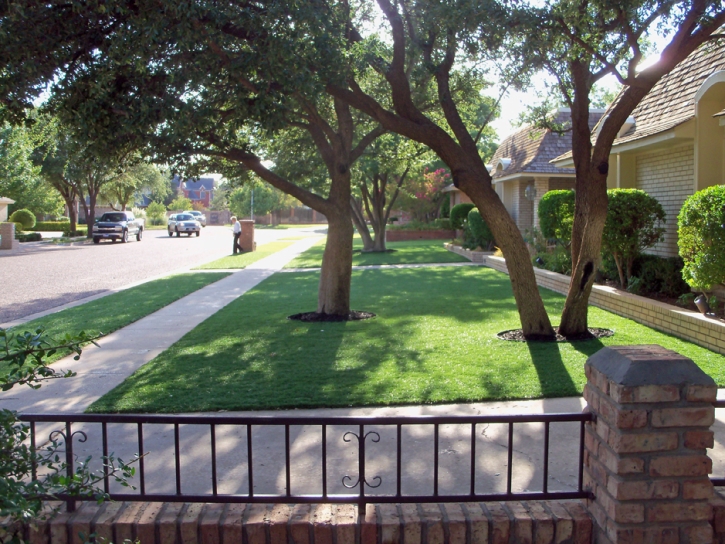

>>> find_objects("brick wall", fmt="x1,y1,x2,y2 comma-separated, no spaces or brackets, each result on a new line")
635,145,695,258
7,500,593,544
473,255,725,355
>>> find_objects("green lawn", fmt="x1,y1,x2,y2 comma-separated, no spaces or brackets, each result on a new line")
3,273,229,371
88,267,725,413
194,241,295,269
284,236,468,268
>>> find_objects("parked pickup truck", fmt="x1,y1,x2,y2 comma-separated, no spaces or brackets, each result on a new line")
92,211,144,244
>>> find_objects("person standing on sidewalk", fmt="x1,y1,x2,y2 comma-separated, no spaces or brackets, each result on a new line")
231,216,243,254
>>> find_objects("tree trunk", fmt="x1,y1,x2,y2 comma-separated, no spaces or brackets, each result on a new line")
350,197,374,251
457,168,556,340
318,206,354,315
67,196,78,232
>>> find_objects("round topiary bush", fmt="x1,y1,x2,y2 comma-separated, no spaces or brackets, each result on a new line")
8,208,36,230
678,184,725,291
450,202,475,230
602,188,666,288
538,189,575,243
464,208,495,250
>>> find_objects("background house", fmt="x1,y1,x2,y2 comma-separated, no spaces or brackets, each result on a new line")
553,42,725,258
444,108,604,232
172,175,220,208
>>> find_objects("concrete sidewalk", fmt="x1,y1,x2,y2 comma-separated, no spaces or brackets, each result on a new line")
0,235,323,414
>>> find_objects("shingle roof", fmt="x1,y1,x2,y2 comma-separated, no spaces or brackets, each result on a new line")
490,110,603,179
554,42,725,165
172,175,216,191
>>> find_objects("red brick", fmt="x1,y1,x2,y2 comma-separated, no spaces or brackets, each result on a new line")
91,502,124,544
610,384,680,404
597,419,612,444
587,365,610,394
49,511,72,544
68,503,101,544
686,523,714,544
712,496,725,533
650,456,712,477
267,504,290,544
587,455,609,488
463,504,489,544
377,504,400,544
244,504,268,544
652,407,714,428
684,431,715,450
562,502,592,544
609,432,679,454
606,525,679,544
361,504,376,544
157,503,184,544
506,502,533,544
685,384,717,402
333,505,356,544
289,504,312,544
444,503,468,544
114,502,146,544
180,503,204,544
598,489,645,523
584,385,601,413
136,502,164,544
682,479,714,500
546,502,574,544
585,427,600,455
646,502,712,522
485,503,512,544
199,503,225,544
312,504,334,544
526,502,554,544
419,503,444,544
598,396,648,429
607,475,679,500
399,504,421,544
221,504,246,544
27,518,49,544
597,446,645,475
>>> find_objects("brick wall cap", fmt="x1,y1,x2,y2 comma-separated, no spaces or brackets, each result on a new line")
586,345,715,387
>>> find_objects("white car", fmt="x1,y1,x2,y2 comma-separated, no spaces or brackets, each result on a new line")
168,213,201,237
183,210,206,227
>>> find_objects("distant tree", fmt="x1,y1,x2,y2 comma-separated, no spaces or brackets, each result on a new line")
98,161,168,211
168,195,193,212
228,181,296,219
397,167,451,223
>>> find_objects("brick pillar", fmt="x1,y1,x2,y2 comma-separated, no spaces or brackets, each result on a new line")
239,220,255,252
0,222,19,249
583,345,716,544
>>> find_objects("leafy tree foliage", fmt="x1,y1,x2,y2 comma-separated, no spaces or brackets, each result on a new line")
98,161,169,211
678,184,725,291
146,201,168,226
228,181,297,219
168,196,193,212
602,189,666,288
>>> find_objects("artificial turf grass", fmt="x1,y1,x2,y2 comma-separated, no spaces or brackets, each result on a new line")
283,236,468,268
87,266,725,414
194,241,295,269
2,273,230,370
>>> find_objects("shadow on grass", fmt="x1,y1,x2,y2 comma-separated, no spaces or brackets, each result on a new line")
526,342,578,397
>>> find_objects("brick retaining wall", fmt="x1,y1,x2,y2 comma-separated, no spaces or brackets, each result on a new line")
447,248,725,356
6,500,593,544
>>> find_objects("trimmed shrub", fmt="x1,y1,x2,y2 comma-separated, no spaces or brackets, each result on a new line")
463,209,495,250
678,184,725,291
9,208,36,230
63,228,87,237
532,247,572,275
630,255,691,298
538,189,575,244
450,202,475,230
602,189,665,288
9,221,23,233
31,221,70,232
439,197,450,219
435,218,452,230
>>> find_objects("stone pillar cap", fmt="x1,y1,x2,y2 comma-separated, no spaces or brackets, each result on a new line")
587,345,715,387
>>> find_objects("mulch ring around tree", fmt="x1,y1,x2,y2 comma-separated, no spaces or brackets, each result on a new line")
497,327,614,342
288,311,376,322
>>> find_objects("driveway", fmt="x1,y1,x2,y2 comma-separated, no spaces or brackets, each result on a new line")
0,225,327,326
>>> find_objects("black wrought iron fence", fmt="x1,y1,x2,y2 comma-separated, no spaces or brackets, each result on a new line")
20,412,595,513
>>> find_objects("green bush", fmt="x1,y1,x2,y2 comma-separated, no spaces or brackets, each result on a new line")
630,255,690,297
450,203,475,230
435,218,453,230
146,201,167,224
16,232,42,242
31,221,70,231
9,208,36,230
532,247,572,275
388,219,449,231
602,189,666,288
463,209,495,250
8,221,23,233
538,189,575,244
63,228,87,237
678,184,725,291
168,196,193,211
439,197,450,219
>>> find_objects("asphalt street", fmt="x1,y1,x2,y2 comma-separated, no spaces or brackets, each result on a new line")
0,225,327,326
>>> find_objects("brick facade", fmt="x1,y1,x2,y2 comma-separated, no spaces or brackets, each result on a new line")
635,145,695,258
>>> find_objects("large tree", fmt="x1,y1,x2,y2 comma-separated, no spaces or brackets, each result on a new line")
526,0,725,336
